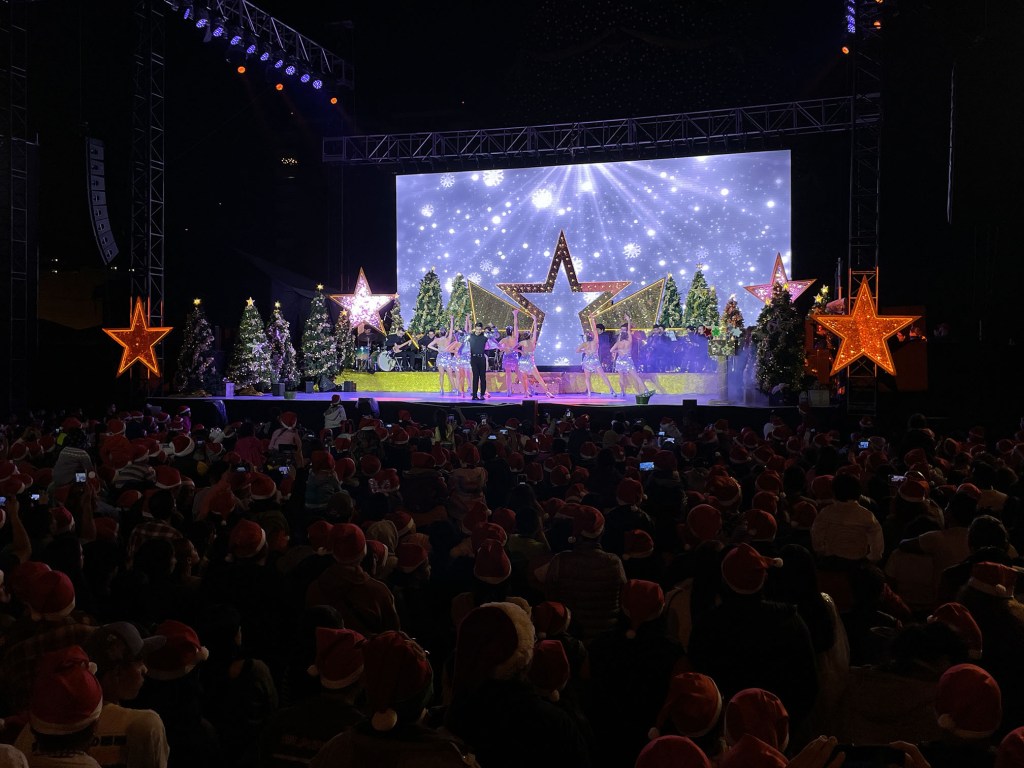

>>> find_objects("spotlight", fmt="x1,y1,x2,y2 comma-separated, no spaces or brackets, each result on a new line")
182,1,194,21
272,51,286,69
237,65,246,74
258,48,271,62
275,83,284,91
229,28,244,46
299,72,311,84
211,18,227,38
284,59,297,76
873,20,881,28
841,45,850,54
244,36,258,56
311,77,323,90
194,7,209,28
330,96,338,105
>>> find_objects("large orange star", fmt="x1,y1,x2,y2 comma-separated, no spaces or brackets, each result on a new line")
744,253,815,303
815,282,918,376
104,298,173,376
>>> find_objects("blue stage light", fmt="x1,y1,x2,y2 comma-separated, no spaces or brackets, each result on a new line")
183,7,193,21
284,64,297,76
211,19,226,38
259,51,271,62
299,72,311,84
230,32,243,47
311,78,323,90
246,41,258,55
272,52,286,69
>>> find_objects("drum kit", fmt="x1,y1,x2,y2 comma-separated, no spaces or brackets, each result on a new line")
354,346,400,372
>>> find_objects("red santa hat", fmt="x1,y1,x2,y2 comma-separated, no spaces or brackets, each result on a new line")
386,510,415,538
935,663,1002,739
307,520,334,556
396,541,429,573
721,544,782,595
685,504,722,543
789,500,818,530
248,472,277,501
227,519,267,560
362,631,434,732
754,471,783,495
470,522,507,553
279,411,298,429
623,529,655,561
359,455,382,476
648,672,722,740
743,508,778,542
146,620,209,680
621,579,665,639
928,602,983,659
307,627,365,690
29,646,103,736
527,639,570,703
50,505,76,536
473,539,512,585
329,523,367,565
28,569,76,621
898,479,928,503
491,507,517,535
635,736,711,768
750,491,778,516
461,501,491,534
997,727,1024,768
568,506,604,544
724,688,790,751
810,474,834,501
337,457,357,480
531,601,571,640
311,450,335,473
154,465,181,490
968,561,1020,597
719,734,787,768
454,602,535,691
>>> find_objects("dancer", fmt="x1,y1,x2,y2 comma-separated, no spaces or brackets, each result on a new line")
516,312,553,397
610,313,647,397
577,314,617,396
427,315,457,395
499,309,527,397
451,315,473,397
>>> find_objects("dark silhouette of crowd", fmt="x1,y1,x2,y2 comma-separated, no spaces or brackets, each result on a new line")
1,402,1024,768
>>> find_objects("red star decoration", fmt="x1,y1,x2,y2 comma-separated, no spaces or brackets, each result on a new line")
496,230,629,345
815,281,919,376
104,298,173,376
328,268,395,335
744,253,815,303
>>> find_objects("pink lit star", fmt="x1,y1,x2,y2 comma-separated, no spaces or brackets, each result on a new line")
329,268,395,335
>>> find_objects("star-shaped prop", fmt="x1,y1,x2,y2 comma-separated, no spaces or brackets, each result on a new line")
329,268,395,335
497,230,629,345
104,298,173,376
815,281,918,376
744,253,815,303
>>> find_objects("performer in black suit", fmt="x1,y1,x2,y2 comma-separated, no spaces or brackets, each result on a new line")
596,323,614,372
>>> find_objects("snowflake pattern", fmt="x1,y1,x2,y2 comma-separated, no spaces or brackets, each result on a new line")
531,188,553,209
571,256,584,274
623,242,642,259
479,258,494,272
467,273,482,284
727,243,742,257
420,204,434,218
439,173,455,189
482,169,504,187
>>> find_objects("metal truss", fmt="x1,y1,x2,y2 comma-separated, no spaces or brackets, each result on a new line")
0,0,38,414
163,0,354,88
130,0,166,364
322,96,869,165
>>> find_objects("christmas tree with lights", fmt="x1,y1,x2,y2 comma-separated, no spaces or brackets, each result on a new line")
409,268,445,335
174,299,217,394
446,272,471,326
721,293,745,332
681,266,719,328
228,299,274,391
752,282,805,395
335,309,355,373
657,274,685,327
386,294,407,333
265,302,299,389
300,285,337,384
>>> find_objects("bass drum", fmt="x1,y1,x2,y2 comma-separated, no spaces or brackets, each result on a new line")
376,351,396,371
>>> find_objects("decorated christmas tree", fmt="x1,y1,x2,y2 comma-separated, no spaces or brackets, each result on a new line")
335,309,355,372
174,299,217,394
228,299,273,391
446,273,471,325
681,267,719,328
386,294,407,333
300,285,337,383
409,268,445,335
720,293,745,332
265,301,299,389
752,282,805,395
809,284,831,315
657,274,685,327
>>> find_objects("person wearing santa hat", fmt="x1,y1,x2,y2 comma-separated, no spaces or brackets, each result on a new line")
268,412,305,469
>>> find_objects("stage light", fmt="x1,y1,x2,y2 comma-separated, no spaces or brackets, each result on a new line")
873,20,881,28
299,72,311,84
330,96,338,105
211,18,227,38
245,37,258,56
284,60,297,76
237,65,246,74
182,1,194,21
275,83,284,91
311,77,323,90
259,49,271,62
841,45,851,54
272,51,286,69
194,7,209,28
229,28,244,46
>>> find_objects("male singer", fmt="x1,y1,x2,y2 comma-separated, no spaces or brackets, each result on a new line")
468,321,489,400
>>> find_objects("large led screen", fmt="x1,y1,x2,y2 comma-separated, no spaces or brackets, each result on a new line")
396,150,792,367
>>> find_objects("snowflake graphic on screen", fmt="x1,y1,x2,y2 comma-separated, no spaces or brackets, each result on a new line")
623,242,642,259
420,204,434,218
482,169,504,187
727,243,742,257
532,188,553,209
552,356,571,366
479,258,494,272
440,173,455,189
695,246,710,261
572,256,584,274
467,273,482,284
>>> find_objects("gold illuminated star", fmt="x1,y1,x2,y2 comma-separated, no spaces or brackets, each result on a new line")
744,253,815,303
497,230,629,344
815,281,918,376
329,268,395,335
103,298,173,377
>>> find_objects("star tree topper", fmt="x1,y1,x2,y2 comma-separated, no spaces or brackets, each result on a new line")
815,281,919,376
329,268,395,335
103,297,173,376
744,253,815,303
496,230,629,344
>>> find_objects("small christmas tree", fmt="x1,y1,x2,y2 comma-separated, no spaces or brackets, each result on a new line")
681,266,719,328
657,274,685,328
387,294,407,333
446,273,471,325
409,268,445,335
335,309,355,372
174,299,217,394
720,293,745,332
265,301,299,389
301,285,337,383
809,285,831,315
228,298,273,391
752,282,805,395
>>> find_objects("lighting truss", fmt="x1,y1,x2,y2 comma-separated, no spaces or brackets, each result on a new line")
163,0,353,88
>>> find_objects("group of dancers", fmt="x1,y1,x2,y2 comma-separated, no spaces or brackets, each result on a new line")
420,309,662,399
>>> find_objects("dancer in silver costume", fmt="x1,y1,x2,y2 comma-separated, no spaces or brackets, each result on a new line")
576,314,617,396
610,313,647,396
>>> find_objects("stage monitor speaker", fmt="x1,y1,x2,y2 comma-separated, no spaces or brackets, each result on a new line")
682,399,697,409
342,381,357,392
86,138,119,265
357,397,380,419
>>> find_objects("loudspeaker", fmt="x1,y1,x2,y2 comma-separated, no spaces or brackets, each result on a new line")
342,381,357,392
357,397,380,418
86,138,119,264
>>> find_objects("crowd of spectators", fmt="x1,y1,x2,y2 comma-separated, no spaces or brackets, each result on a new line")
1,400,1024,768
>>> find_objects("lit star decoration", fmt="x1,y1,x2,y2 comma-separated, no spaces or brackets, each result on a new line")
329,268,396,335
744,253,815,303
497,231,629,346
103,297,173,377
814,281,919,376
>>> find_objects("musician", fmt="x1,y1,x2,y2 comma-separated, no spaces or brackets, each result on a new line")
385,330,415,370
646,324,672,373
418,329,438,370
